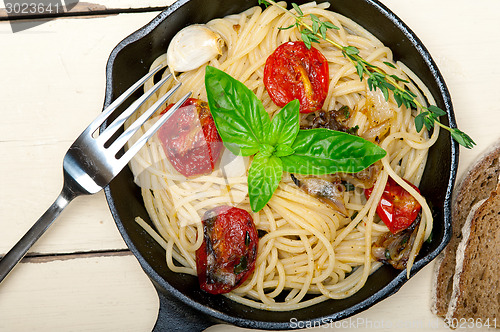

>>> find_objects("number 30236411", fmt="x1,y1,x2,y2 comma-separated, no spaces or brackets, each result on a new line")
444,317,497,329
5,2,63,15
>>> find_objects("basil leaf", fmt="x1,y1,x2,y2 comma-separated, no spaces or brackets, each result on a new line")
274,144,294,157
248,153,283,212
205,66,271,156
281,128,386,174
259,143,275,157
267,99,300,146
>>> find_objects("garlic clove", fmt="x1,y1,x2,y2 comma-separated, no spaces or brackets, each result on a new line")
166,24,224,73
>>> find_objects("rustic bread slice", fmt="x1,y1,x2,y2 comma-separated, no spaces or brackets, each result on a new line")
445,183,500,323
432,143,500,316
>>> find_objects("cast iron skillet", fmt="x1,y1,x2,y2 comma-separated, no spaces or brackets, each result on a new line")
103,0,458,330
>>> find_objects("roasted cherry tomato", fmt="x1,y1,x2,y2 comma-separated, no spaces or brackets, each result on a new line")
196,206,258,295
263,41,329,113
364,177,422,234
158,98,222,177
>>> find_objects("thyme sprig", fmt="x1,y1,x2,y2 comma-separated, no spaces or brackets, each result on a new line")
258,0,475,149
277,3,339,48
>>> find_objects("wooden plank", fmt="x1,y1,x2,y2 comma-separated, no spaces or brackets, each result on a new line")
3,0,497,256
0,254,459,332
0,11,160,255
0,254,159,332
0,1,176,19
0,0,499,331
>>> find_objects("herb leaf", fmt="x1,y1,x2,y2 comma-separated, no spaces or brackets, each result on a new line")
415,112,427,132
274,144,295,157
205,66,271,156
267,99,300,146
428,105,447,116
291,2,303,15
248,153,283,212
450,128,476,149
281,128,387,175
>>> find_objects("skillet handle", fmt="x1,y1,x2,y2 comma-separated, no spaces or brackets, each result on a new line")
152,283,217,332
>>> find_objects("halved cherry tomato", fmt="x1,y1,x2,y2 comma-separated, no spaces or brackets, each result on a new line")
157,98,222,177
364,177,422,234
196,206,258,295
263,41,329,113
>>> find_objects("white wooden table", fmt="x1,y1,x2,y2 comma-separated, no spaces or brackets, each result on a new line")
1,0,498,331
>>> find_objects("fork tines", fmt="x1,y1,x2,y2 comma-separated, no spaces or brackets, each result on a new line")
96,65,192,170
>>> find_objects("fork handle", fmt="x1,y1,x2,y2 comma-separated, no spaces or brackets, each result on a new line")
0,187,76,284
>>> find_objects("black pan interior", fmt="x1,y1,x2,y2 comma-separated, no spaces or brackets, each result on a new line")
103,0,458,329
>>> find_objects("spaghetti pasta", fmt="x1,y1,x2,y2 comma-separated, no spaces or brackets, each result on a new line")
125,1,435,311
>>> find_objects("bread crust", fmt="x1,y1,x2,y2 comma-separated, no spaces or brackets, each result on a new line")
445,187,499,323
432,142,500,316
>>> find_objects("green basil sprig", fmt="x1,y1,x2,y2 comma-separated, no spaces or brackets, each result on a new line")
205,66,386,212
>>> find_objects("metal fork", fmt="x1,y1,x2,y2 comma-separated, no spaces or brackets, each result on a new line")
0,65,191,283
